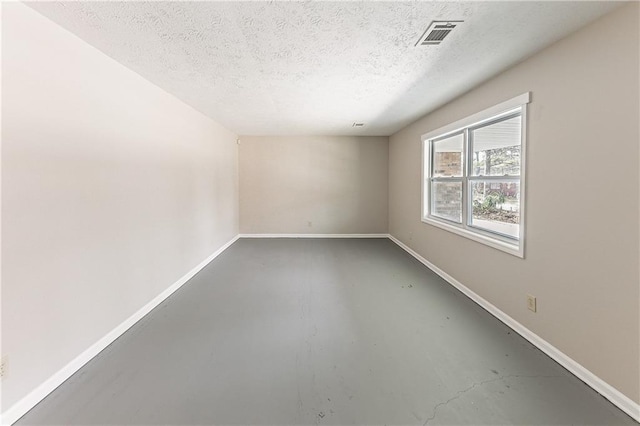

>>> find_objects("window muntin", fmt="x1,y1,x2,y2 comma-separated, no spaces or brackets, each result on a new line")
422,93,529,257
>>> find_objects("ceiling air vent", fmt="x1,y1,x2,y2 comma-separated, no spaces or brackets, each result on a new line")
416,21,463,46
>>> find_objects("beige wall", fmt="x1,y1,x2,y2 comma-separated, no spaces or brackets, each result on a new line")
1,3,239,410
389,3,639,404
239,136,388,234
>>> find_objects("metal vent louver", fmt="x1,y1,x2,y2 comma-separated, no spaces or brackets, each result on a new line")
416,21,463,46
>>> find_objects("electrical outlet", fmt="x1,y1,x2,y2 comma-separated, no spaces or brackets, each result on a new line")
0,356,7,379
527,295,537,312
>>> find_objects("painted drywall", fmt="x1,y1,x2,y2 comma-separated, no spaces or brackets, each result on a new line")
389,3,639,404
239,136,388,234
1,2,239,411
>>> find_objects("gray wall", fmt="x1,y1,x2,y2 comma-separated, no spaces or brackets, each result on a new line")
389,3,639,404
2,3,239,409
239,136,388,234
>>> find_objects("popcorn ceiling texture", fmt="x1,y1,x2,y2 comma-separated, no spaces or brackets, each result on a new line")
29,1,619,136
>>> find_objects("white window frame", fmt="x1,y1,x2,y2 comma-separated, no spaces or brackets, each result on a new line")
421,92,530,258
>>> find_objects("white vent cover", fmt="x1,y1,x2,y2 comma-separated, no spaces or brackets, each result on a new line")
416,21,463,46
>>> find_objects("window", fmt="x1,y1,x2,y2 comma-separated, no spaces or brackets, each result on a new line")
422,93,530,257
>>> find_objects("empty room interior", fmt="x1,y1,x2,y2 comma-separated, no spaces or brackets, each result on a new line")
1,1,639,425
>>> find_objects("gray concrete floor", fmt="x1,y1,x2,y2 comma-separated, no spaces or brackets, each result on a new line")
17,238,636,425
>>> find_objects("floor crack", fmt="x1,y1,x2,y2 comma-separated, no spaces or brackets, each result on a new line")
422,374,559,425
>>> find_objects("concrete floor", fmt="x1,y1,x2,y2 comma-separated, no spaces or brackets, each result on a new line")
17,238,635,425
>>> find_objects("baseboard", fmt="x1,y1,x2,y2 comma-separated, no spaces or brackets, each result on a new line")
388,234,640,422
0,235,240,426
239,233,390,238
4,234,637,424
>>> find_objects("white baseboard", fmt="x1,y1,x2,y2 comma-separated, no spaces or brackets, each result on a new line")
4,234,637,424
0,235,240,426
388,234,640,422
239,233,390,238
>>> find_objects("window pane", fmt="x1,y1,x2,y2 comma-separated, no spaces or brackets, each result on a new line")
432,133,463,177
470,181,520,238
471,115,521,176
431,181,462,223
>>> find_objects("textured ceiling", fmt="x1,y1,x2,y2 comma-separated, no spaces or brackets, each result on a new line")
28,1,621,136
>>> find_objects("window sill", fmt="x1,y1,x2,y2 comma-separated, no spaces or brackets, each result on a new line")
422,216,524,258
